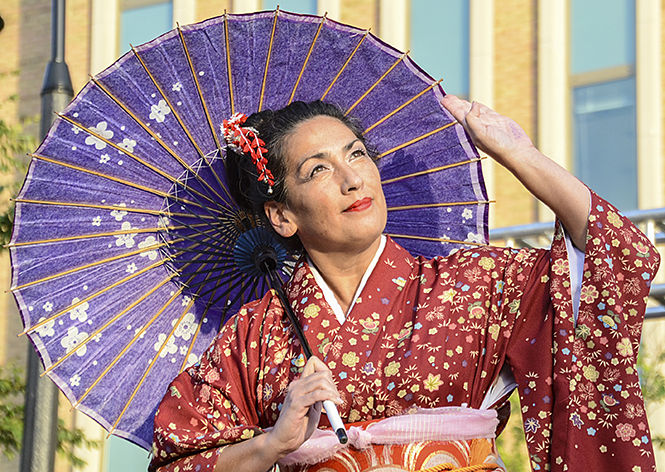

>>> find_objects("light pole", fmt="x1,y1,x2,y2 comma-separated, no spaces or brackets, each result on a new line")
19,1,73,471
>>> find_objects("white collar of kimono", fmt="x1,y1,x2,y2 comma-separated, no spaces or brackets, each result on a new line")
306,235,387,325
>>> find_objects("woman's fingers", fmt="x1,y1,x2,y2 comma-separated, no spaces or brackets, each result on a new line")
441,94,472,126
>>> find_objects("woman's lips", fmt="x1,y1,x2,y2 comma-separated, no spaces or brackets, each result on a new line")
344,197,372,212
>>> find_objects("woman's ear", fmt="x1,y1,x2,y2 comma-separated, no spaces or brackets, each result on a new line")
264,200,298,238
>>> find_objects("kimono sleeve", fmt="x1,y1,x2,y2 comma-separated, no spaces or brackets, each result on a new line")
148,293,283,472
507,190,660,471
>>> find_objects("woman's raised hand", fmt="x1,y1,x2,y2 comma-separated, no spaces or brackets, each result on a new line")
265,356,342,457
441,95,535,169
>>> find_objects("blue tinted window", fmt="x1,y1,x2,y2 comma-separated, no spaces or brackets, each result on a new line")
409,0,468,96
262,0,317,14
570,0,635,74
573,77,637,210
120,1,173,55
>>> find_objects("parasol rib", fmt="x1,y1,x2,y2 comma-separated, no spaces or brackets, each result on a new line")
91,80,233,212
377,121,457,159
73,285,186,408
24,259,167,337
164,213,240,252
58,112,230,212
13,198,213,220
206,270,260,319
287,14,327,105
41,273,177,376
387,233,486,246
108,264,222,435
12,239,176,291
6,224,195,248
223,13,235,115
175,26,236,205
321,30,369,100
178,284,220,373
258,8,279,112
131,46,232,206
387,200,492,211
30,154,227,217
20,232,217,336
344,52,408,116
363,79,443,134
381,158,485,185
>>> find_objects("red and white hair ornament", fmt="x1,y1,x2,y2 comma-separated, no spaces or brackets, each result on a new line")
221,112,275,194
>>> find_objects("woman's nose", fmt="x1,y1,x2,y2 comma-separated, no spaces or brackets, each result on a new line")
339,164,363,193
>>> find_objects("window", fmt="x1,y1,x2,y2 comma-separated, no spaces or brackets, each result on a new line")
262,0,317,14
119,0,173,55
570,0,636,210
409,0,469,97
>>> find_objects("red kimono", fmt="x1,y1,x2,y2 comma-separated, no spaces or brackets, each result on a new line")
149,191,660,471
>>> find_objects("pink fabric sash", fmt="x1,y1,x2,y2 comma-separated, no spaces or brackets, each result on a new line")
277,406,499,466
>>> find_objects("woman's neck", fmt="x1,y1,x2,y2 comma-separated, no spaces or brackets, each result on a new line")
306,237,382,314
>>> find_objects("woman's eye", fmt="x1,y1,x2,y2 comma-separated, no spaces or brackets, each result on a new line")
309,164,326,177
351,149,367,159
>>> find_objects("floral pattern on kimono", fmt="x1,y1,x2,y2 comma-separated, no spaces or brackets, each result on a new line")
148,190,659,472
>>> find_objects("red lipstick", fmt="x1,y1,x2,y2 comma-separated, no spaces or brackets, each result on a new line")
344,197,372,212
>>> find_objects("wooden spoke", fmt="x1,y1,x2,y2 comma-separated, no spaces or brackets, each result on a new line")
288,14,327,104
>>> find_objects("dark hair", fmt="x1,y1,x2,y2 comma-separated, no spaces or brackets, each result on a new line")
224,100,375,248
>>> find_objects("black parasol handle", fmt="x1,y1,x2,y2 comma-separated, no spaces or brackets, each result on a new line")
256,249,348,444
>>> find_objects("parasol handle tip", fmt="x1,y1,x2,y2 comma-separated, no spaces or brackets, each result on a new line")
322,400,347,444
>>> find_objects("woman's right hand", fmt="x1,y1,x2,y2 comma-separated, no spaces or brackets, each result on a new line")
265,356,342,458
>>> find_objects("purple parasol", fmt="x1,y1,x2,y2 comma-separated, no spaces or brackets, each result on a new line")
10,10,488,449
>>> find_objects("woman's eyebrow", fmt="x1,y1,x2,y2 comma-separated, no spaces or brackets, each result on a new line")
296,139,361,174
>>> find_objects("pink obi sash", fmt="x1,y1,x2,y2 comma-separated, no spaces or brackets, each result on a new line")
278,406,499,467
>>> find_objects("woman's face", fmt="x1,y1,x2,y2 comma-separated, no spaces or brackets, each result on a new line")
265,115,387,255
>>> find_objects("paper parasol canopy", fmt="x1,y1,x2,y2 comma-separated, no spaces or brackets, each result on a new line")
10,9,488,448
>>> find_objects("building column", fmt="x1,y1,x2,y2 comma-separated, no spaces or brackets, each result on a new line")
636,0,664,208
90,0,119,75
173,0,196,26
536,0,568,221
377,0,408,52
469,0,495,225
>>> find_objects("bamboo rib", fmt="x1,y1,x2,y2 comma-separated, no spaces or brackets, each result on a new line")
73,282,185,407
363,79,443,135
108,264,219,434
381,158,485,185
320,30,369,100
386,233,486,246
377,121,457,159
41,274,176,377
176,27,235,205
20,231,216,335
344,52,408,116
258,8,279,112
7,224,192,248
387,200,492,211
177,26,221,151
13,198,212,220
25,259,166,337
287,14,326,105
30,154,226,217
89,79,233,212
131,47,232,207
12,239,170,291
71,247,219,409
223,13,235,115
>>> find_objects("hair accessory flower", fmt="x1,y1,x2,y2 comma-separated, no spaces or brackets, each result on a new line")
222,113,275,194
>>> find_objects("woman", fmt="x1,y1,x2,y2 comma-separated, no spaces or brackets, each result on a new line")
149,97,659,471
